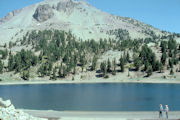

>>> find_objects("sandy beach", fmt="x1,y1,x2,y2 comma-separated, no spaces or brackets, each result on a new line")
23,110,180,120
0,77,180,86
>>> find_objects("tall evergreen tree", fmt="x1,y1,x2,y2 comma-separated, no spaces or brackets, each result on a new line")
126,52,130,63
52,68,57,80
1,49,8,59
73,64,76,75
22,70,30,80
147,66,153,77
159,62,163,73
91,55,97,71
8,54,14,71
161,52,167,65
169,59,173,68
58,63,62,78
100,61,107,76
170,68,174,75
32,56,38,66
62,66,67,78
112,58,116,75
107,58,111,72
120,56,125,72
80,54,86,72
0,60,3,74
144,61,150,72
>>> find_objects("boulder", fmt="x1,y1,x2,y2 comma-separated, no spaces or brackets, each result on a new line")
0,98,47,120
0,98,11,108
33,4,54,22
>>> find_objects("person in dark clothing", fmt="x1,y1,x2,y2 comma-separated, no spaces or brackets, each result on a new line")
159,104,163,118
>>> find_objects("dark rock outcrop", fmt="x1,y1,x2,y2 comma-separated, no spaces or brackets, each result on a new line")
33,4,54,22
57,0,77,12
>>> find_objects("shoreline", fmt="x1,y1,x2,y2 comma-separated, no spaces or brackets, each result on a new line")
23,110,180,120
1,78,180,86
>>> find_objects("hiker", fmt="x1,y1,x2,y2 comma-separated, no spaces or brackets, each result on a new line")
159,104,163,118
165,105,169,119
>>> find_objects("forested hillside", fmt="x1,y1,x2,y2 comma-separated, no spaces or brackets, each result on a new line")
0,29,180,81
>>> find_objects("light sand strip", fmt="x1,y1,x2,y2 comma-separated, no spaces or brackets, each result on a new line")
23,110,180,120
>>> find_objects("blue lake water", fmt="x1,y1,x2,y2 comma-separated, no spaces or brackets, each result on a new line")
0,83,180,111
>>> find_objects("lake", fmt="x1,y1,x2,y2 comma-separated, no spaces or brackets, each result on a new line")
0,83,180,111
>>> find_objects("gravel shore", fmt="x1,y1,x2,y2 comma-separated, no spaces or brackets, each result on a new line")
1,77,180,86
24,110,180,120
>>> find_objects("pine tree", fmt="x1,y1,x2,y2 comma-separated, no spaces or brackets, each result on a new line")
8,54,14,71
100,61,107,76
38,65,45,77
112,58,116,75
91,55,97,71
73,64,76,74
160,41,167,53
39,52,43,61
52,68,57,80
62,66,67,78
169,49,173,57
120,56,125,72
27,70,30,80
151,54,157,71
32,56,38,66
0,60,3,74
14,55,22,73
58,64,62,78
73,54,77,74
144,61,150,71
48,62,53,72
107,58,111,72
147,66,153,77
161,52,167,65
126,52,130,63
170,68,174,75
9,41,13,49
22,70,30,80
159,62,163,73
80,55,86,72
169,59,173,68
2,49,8,59
133,55,141,71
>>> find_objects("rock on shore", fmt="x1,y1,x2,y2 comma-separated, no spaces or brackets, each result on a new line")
0,98,47,120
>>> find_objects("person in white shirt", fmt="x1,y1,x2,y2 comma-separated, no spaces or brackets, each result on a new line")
165,105,169,119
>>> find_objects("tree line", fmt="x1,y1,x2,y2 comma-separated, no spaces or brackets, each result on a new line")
0,29,180,80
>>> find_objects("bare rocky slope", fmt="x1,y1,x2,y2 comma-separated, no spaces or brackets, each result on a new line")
0,0,164,45
0,98,47,120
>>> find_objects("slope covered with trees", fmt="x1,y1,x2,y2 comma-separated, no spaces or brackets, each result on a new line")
0,29,180,81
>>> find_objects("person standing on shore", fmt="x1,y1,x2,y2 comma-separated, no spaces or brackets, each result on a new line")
159,104,163,118
165,105,169,119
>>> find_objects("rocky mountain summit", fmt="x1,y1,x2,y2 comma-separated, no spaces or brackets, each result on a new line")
56,0,78,12
33,4,54,22
0,98,46,120
0,0,165,44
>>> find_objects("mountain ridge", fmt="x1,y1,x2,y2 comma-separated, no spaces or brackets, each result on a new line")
0,0,164,44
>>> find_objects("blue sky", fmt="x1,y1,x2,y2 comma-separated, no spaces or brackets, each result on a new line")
0,0,179,33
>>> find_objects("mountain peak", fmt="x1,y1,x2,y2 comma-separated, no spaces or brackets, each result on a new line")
0,0,164,44
33,0,81,22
